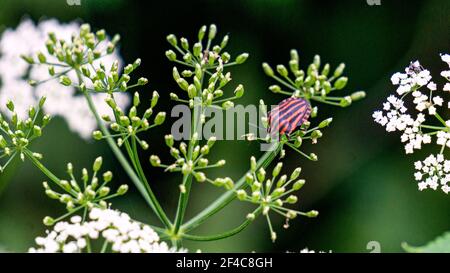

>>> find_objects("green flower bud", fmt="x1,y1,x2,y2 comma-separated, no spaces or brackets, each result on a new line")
166,34,177,46
286,195,298,204
198,25,207,41
129,93,139,108
309,153,318,161
154,112,166,125
290,167,302,180
99,186,110,197
224,177,234,190
262,62,274,77
257,168,266,183
176,78,189,91
311,130,323,139
334,76,348,90
220,35,229,48
33,125,42,137
289,60,299,73
222,101,234,110
137,77,148,86
165,135,174,147
221,52,230,63
37,52,47,63
277,64,288,77
150,155,161,167
20,54,34,64
313,54,321,69
322,63,330,76
350,91,366,101
187,84,197,99
43,216,55,226
0,136,7,149
193,42,202,58
276,175,287,188
250,156,257,172
318,118,333,128
59,75,72,86
290,49,299,62
333,63,345,78
235,53,249,64
272,162,283,178
103,171,113,183
246,213,256,221
45,189,59,199
306,210,319,217
117,184,128,195
151,91,159,108
180,37,189,50
339,96,352,107
96,29,106,41
293,179,305,190
93,156,102,172
234,84,244,98
208,24,217,40
6,100,14,112
194,172,206,182
165,50,177,61
269,85,281,93
236,189,247,200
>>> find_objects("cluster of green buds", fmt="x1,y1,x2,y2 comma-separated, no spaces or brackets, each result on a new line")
21,24,123,88
93,91,165,149
0,97,50,171
262,50,366,108
166,24,248,109
42,156,128,226
150,134,232,192
237,157,318,242
74,57,148,94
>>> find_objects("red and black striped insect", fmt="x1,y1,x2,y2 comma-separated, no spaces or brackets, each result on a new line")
267,97,312,136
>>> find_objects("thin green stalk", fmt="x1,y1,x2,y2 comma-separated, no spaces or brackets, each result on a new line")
23,149,77,196
172,98,201,235
181,142,282,232
74,69,171,228
182,207,262,241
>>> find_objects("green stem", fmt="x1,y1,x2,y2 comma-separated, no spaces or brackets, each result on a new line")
23,149,77,196
182,207,262,241
75,69,171,228
172,97,201,235
181,142,282,232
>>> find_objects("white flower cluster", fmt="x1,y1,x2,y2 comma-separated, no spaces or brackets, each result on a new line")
29,208,186,253
414,154,450,194
0,19,129,139
373,55,450,153
374,54,450,194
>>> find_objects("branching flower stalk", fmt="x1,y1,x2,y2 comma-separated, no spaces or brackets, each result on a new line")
22,24,172,228
12,22,366,248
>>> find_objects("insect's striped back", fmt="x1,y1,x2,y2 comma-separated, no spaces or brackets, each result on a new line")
268,97,311,136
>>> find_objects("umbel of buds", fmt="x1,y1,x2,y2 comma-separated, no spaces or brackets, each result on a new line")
93,91,164,150
262,50,365,108
236,157,318,242
165,24,248,109
41,156,128,225
0,97,49,172
150,135,231,192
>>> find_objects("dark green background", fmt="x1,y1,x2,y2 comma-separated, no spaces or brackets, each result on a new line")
0,0,449,252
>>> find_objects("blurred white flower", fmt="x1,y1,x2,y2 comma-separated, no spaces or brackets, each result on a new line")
414,154,450,194
29,208,187,253
0,18,129,139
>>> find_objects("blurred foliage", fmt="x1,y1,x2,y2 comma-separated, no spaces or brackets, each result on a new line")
0,0,449,252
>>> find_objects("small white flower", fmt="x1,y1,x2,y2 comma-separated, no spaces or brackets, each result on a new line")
441,53,450,66
413,154,450,194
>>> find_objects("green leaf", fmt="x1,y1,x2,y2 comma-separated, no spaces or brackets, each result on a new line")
402,232,450,253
